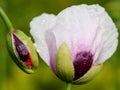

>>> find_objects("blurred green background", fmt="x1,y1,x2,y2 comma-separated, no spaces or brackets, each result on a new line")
0,0,120,90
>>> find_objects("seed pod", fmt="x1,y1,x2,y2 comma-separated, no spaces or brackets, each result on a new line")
6,30,39,74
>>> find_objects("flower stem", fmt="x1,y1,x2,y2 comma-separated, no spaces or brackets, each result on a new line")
0,7,14,31
66,83,72,90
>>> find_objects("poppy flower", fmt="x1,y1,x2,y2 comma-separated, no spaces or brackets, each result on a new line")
30,4,118,84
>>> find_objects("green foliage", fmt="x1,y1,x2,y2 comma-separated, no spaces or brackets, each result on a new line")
0,0,120,90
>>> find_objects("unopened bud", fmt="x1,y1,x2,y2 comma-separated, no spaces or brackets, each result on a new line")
6,30,39,74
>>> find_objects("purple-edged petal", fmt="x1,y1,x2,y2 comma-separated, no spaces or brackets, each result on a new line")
30,14,56,66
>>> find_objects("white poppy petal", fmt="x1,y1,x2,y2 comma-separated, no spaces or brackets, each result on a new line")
50,4,99,61
88,5,118,64
30,13,56,66
45,31,57,73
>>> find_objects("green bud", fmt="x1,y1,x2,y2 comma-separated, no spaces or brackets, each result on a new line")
73,64,102,84
56,42,74,82
6,30,39,74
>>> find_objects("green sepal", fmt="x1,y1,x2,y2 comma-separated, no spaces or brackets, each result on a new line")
56,42,74,82
73,64,102,84
6,30,39,74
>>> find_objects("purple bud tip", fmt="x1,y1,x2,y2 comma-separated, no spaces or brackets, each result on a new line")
13,33,32,68
73,51,93,80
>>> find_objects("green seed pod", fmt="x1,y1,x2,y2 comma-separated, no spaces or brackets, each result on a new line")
6,30,39,74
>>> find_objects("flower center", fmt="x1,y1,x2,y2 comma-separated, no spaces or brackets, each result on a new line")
73,51,93,80
13,34,32,68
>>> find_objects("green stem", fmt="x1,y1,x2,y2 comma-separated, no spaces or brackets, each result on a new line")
0,7,14,31
66,83,72,90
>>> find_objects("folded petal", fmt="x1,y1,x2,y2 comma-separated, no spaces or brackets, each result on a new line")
30,14,56,66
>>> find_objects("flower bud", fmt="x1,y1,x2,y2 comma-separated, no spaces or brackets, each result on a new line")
6,30,39,74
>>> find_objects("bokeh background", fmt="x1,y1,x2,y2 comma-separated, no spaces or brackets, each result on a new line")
0,0,120,90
